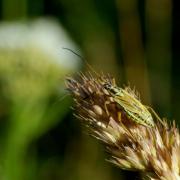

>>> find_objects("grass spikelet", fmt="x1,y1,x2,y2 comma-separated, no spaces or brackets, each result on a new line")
66,73,180,180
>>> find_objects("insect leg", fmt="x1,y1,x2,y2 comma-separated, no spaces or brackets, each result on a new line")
146,106,165,126
118,111,122,122
104,100,111,116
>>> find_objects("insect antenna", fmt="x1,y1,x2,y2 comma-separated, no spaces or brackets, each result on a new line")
62,47,116,97
62,47,83,61
146,106,165,126
62,47,113,86
58,93,69,102
62,47,99,77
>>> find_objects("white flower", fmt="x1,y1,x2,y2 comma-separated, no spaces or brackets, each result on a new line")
0,18,81,70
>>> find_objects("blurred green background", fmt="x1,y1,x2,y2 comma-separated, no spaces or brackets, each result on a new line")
0,0,178,179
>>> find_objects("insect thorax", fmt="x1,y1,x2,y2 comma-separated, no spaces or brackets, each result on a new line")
103,83,123,96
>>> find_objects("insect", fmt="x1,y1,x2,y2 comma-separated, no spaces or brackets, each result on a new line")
103,83,155,127
62,48,164,127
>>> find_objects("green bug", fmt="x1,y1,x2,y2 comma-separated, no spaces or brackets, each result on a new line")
103,83,155,127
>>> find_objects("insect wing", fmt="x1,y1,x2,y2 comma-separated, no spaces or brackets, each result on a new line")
114,89,154,127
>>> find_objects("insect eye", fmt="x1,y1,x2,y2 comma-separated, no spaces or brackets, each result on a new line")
104,83,120,94
103,83,111,90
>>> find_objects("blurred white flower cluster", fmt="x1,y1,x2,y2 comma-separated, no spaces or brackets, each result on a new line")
0,18,80,70
0,19,80,180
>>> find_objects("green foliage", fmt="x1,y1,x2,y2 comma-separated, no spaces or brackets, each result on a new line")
0,48,71,180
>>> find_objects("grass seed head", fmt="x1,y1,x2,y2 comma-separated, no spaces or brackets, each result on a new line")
66,73,180,180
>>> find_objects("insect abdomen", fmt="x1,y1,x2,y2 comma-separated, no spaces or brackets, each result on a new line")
126,111,154,127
